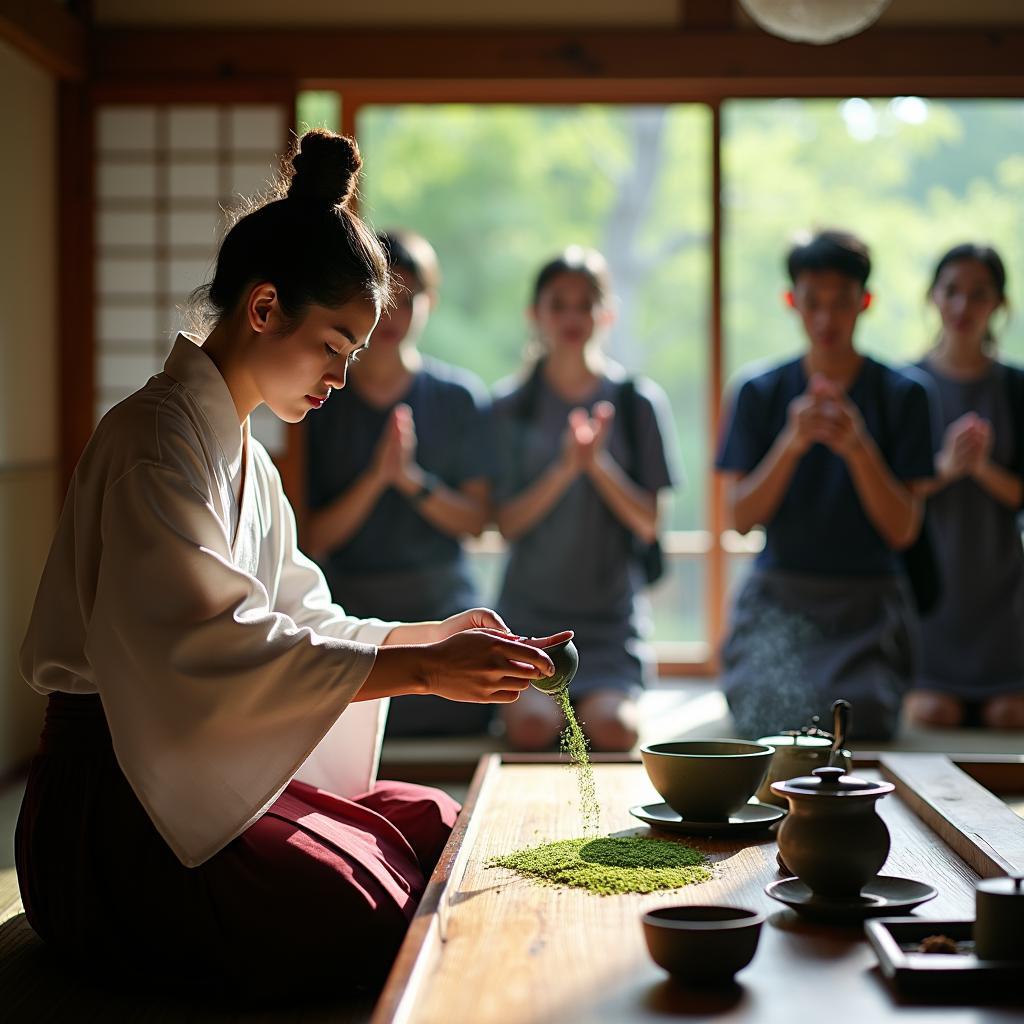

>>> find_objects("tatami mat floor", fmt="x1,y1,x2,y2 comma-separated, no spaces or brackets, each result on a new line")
1,680,1021,1022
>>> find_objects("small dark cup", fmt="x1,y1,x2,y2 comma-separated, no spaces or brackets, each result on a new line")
643,905,764,986
531,637,579,695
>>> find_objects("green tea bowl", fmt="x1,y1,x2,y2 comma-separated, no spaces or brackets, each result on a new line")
643,905,764,986
640,740,775,822
530,636,579,696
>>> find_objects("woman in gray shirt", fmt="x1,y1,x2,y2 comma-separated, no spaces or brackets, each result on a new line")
491,248,678,751
907,244,1024,731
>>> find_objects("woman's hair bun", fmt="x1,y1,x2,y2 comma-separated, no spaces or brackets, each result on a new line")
286,129,362,208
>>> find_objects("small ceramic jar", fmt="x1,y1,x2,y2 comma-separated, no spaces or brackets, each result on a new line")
974,876,1024,961
772,766,894,899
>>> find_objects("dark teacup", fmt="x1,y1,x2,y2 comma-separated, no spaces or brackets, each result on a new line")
641,740,775,821
643,905,764,986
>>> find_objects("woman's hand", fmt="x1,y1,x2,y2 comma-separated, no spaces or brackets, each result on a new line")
424,629,561,703
582,401,616,472
938,413,988,481
435,607,511,641
562,403,616,475
561,407,592,476
967,417,994,476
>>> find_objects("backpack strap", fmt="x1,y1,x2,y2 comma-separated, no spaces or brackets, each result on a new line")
618,377,641,482
1001,362,1024,479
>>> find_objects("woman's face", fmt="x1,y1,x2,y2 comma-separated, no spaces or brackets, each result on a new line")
530,271,610,351
371,267,433,347
931,259,1003,345
250,294,380,423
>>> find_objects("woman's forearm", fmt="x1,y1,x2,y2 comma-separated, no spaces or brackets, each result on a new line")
496,460,578,541
587,451,658,542
352,645,431,700
972,460,1024,509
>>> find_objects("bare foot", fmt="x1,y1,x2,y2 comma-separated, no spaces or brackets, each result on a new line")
981,693,1024,730
576,690,640,752
502,685,563,751
903,690,964,729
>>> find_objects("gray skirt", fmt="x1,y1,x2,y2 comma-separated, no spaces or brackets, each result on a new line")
721,568,917,742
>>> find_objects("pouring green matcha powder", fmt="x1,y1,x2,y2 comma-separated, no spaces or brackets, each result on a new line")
555,688,601,834
492,651,711,896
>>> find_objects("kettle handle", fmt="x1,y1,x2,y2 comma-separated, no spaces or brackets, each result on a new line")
828,700,851,767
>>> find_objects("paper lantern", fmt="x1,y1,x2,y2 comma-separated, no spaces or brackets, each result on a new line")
738,0,891,45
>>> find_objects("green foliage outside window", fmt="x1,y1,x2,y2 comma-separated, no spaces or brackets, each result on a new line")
295,92,1024,647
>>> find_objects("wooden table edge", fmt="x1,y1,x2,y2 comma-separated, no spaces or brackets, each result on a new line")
371,752,501,1024
879,752,1024,879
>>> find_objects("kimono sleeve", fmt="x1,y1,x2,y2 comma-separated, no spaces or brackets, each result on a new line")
265,452,397,647
261,451,398,798
87,461,379,867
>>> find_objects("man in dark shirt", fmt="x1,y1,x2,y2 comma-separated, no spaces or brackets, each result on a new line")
716,230,935,740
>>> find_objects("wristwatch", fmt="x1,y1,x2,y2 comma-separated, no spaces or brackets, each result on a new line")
409,471,441,505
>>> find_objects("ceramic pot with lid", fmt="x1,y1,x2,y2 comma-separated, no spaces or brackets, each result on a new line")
772,766,894,899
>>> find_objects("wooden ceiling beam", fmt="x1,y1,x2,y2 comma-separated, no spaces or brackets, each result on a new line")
0,0,87,79
681,1,736,31
91,27,1024,90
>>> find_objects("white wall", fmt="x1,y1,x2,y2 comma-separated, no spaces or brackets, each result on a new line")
0,38,56,776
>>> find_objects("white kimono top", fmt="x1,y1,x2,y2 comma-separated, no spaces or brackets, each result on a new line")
21,334,398,868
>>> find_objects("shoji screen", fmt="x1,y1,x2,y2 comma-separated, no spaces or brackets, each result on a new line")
94,102,290,454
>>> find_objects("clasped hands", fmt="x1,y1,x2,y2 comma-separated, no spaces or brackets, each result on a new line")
786,374,866,459
562,401,616,475
937,411,993,481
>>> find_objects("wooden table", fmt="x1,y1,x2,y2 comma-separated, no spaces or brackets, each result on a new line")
372,755,1024,1024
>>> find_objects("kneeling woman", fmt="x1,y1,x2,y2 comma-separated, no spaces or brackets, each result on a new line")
16,130,560,994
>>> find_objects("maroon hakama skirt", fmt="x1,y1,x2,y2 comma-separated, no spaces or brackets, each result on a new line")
15,693,459,994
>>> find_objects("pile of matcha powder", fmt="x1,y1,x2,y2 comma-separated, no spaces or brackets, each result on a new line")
488,836,712,896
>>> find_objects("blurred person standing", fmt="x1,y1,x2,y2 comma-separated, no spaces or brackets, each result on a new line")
491,247,679,752
306,230,495,736
906,244,1024,730
717,230,935,741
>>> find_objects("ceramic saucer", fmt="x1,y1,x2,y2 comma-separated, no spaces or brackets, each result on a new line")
629,800,785,836
764,875,938,924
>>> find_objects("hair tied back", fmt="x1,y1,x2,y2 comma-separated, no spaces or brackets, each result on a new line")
286,129,362,209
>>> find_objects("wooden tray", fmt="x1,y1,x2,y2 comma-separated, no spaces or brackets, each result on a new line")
865,918,1022,1001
